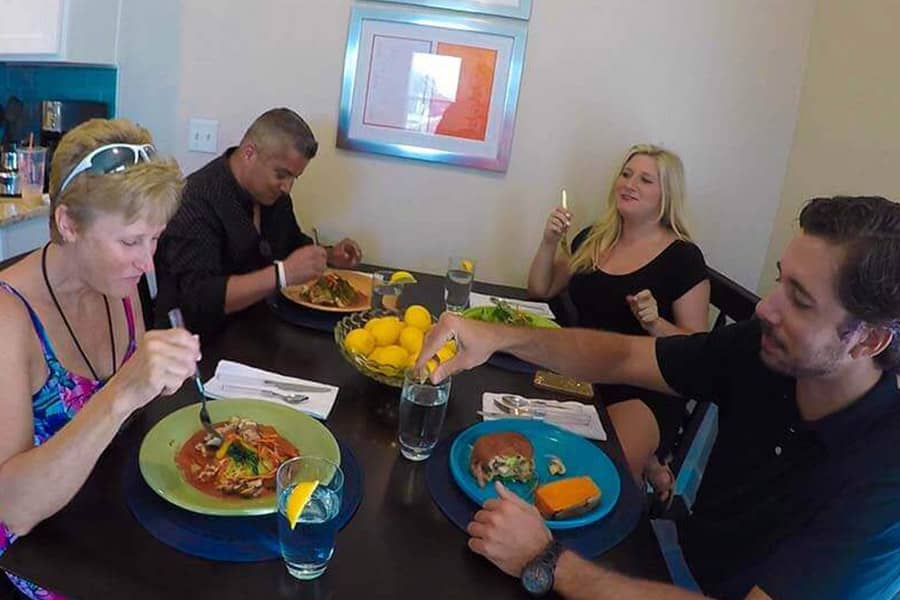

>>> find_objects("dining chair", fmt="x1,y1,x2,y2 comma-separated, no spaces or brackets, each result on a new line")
651,265,760,590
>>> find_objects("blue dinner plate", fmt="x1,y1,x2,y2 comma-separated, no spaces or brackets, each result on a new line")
449,419,621,530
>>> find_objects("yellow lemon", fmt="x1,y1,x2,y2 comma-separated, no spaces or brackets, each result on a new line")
371,345,409,370
285,480,319,530
344,328,375,356
364,317,381,333
461,259,474,273
436,341,457,363
406,350,421,368
368,346,385,363
370,319,402,347
399,326,424,356
403,305,432,331
390,270,417,284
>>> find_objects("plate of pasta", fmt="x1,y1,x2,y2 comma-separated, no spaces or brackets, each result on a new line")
139,398,340,516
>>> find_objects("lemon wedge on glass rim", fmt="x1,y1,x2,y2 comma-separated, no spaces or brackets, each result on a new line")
460,260,474,273
285,480,319,530
389,270,417,284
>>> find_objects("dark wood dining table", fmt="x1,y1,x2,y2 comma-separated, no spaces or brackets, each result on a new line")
0,269,669,599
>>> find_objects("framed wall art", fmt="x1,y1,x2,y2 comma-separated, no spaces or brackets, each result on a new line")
337,5,528,172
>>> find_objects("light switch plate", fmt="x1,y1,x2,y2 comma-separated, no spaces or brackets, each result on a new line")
188,118,218,153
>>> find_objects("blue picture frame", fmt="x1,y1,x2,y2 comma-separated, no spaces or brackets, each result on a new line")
337,5,528,172
375,0,532,20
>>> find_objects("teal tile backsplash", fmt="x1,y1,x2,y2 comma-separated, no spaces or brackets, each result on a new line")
0,63,117,143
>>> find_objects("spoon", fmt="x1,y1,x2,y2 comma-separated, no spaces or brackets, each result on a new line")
499,394,582,412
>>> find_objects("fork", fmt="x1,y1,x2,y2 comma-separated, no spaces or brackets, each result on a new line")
167,308,223,447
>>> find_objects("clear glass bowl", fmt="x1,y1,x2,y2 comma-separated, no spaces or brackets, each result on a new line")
334,308,408,387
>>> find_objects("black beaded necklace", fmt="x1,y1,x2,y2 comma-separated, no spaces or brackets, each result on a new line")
41,243,116,381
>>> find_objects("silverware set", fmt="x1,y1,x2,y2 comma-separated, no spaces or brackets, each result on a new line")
479,394,592,426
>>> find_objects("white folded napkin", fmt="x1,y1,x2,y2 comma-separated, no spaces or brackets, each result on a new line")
469,292,556,320
203,360,339,420
481,392,606,441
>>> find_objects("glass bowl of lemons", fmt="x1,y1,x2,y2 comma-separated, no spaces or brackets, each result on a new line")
335,304,439,387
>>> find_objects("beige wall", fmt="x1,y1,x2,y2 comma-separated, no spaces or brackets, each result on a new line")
118,1,814,289
760,0,900,294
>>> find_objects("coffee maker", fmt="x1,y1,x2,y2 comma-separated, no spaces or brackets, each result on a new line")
40,100,109,190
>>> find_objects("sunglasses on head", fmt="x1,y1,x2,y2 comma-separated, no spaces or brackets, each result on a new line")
59,143,157,193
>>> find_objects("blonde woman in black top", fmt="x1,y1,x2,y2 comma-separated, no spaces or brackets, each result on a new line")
527,144,710,494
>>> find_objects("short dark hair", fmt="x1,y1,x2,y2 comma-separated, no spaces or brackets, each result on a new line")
242,107,318,159
799,195,900,370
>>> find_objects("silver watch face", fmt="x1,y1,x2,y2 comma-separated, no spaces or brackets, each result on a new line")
522,560,553,596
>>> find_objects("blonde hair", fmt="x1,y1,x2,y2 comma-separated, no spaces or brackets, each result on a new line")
569,144,691,274
49,118,184,243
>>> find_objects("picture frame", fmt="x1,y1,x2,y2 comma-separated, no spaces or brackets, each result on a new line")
337,5,528,172
374,0,532,20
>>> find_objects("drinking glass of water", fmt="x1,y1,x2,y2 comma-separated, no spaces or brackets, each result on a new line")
276,456,344,580
444,256,475,313
398,369,451,461
371,270,402,311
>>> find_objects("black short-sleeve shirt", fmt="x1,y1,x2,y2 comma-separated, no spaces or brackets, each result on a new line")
656,320,900,599
154,148,312,335
568,227,707,335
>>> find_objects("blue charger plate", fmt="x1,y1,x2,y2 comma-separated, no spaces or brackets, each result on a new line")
449,419,621,530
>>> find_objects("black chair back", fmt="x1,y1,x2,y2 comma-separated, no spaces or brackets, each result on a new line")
708,266,759,329
654,266,760,519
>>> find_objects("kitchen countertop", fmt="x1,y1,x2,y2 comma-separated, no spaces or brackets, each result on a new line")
0,196,50,226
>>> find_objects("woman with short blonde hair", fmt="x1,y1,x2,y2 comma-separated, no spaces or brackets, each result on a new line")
528,143,710,494
0,119,199,600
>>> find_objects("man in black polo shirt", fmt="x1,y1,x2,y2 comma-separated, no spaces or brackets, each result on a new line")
154,108,362,334
419,196,900,599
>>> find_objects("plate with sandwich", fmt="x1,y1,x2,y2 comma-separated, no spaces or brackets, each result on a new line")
448,419,621,530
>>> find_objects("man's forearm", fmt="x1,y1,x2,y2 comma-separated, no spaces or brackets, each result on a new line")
555,552,710,600
224,265,278,314
497,326,671,394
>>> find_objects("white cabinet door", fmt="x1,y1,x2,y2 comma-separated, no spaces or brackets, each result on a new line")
0,0,119,64
0,0,63,54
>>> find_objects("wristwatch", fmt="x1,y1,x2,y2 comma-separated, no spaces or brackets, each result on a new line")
521,540,563,597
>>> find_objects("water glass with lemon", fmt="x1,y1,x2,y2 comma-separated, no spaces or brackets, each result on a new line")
276,456,344,580
444,257,475,313
371,270,416,310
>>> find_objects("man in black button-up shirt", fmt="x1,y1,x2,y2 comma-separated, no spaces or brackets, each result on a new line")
420,196,900,598
154,108,362,335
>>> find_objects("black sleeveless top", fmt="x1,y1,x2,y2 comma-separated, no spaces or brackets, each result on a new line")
567,227,707,335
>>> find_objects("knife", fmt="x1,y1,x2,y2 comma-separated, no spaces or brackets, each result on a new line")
218,373,332,393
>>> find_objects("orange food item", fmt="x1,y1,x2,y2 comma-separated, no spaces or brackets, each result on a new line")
534,476,602,520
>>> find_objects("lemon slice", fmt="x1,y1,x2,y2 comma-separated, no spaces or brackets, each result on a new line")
390,270,417,284
461,260,474,273
285,480,319,530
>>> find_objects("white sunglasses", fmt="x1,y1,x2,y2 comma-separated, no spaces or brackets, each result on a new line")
59,143,156,193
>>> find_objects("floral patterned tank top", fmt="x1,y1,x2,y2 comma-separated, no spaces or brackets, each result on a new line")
0,281,137,600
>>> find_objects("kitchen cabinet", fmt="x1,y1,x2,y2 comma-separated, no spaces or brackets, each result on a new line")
0,0,63,55
0,0,120,64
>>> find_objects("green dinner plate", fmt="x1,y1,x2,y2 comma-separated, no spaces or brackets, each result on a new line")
462,305,560,329
139,398,340,516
